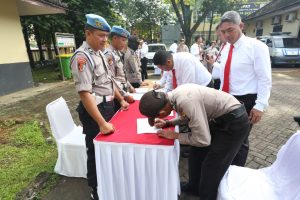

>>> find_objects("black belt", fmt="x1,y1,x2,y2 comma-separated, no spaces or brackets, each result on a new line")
214,105,246,124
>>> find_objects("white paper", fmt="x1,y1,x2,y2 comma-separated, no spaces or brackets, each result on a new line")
131,93,144,100
135,88,149,94
137,118,161,134
169,111,174,116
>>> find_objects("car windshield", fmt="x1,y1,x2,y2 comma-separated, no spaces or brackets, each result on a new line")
274,38,300,48
148,45,165,52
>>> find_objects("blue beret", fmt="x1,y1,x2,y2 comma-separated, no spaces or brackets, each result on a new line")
111,26,130,38
85,14,111,32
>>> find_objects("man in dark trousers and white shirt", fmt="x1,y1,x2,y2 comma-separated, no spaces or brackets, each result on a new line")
139,84,250,200
207,11,272,167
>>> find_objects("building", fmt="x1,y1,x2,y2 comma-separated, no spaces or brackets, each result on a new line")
0,0,66,96
243,0,300,38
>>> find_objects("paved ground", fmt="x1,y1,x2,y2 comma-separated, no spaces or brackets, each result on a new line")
1,68,300,200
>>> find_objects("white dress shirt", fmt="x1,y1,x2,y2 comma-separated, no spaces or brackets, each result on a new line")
213,35,272,111
173,52,212,86
190,43,202,61
140,43,148,59
158,71,173,92
169,43,178,53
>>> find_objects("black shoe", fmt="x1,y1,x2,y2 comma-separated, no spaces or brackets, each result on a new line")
180,182,199,196
90,187,99,200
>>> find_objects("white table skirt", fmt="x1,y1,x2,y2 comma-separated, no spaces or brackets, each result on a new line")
94,140,180,200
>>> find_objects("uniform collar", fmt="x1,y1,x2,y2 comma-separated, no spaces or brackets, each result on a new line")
232,34,245,49
83,41,100,55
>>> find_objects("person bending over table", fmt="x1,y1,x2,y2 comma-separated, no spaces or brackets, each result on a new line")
139,84,250,200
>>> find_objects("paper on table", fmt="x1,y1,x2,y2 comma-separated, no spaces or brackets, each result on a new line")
135,88,149,94
131,93,144,100
137,118,161,134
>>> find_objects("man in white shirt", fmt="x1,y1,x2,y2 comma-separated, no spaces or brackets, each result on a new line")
153,70,173,92
153,51,213,88
169,40,178,53
190,35,204,62
207,11,272,167
138,39,149,81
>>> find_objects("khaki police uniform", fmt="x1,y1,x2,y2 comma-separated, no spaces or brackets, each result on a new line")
104,45,132,95
123,47,142,88
71,41,116,188
167,84,250,200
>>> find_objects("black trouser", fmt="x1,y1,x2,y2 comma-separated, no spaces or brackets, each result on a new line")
77,100,116,188
198,110,250,200
231,94,257,166
213,79,221,90
141,57,148,81
130,82,140,88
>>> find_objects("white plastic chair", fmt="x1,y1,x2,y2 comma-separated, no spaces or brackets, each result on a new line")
218,131,300,200
46,97,87,178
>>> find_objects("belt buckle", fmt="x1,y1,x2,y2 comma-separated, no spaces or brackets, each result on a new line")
105,96,112,102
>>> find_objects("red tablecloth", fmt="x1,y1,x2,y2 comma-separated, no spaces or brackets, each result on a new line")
94,101,175,145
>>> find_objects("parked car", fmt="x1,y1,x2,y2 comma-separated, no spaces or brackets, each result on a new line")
258,32,300,67
146,43,167,75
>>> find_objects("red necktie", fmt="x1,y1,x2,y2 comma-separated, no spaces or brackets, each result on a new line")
172,69,177,89
222,44,234,93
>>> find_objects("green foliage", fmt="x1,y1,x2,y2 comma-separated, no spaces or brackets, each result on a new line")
0,121,57,199
113,0,174,41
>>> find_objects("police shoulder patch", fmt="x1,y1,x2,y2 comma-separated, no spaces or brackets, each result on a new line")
77,56,87,72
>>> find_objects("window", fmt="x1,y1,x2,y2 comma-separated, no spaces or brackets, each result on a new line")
273,25,283,32
256,29,263,36
274,38,300,48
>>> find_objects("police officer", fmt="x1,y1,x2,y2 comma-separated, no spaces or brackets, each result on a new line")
139,84,250,200
104,26,135,111
123,36,148,88
70,14,129,200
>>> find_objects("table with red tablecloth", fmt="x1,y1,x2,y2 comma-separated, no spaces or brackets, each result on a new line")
94,100,180,200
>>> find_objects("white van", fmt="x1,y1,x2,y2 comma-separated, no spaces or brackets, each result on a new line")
258,32,300,67
146,43,167,75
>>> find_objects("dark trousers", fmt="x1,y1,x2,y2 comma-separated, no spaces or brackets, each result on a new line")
130,82,141,88
187,110,250,199
198,112,250,200
231,94,257,166
141,57,148,81
77,100,116,188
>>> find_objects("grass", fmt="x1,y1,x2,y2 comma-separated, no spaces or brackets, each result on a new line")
0,121,57,199
32,65,61,83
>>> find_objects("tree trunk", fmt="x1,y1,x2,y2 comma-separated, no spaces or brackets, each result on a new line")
208,11,214,42
21,22,35,68
52,32,59,56
34,25,45,61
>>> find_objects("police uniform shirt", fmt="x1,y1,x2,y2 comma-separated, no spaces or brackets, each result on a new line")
71,41,114,97
104,45,130,94
214,35,272,111
173,52,212,86
123,47,142,84
167,84,241,147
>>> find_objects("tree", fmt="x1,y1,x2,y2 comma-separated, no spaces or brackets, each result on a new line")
168,0,243,46
20,0,120,68
112,0,173,42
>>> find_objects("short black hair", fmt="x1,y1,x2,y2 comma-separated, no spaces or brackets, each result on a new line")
84,24,97,32
139,90,168,126
153,50,172,66
194,35,202,42
128,36,139,51
174,40,178,43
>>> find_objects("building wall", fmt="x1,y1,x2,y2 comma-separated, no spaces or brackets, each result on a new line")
245,8,300,37
0,0,33,95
